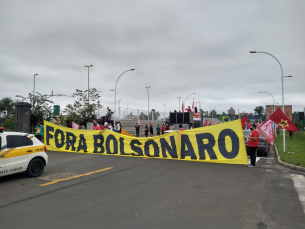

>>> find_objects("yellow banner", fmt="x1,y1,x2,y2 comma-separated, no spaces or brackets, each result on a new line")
44,120,248,164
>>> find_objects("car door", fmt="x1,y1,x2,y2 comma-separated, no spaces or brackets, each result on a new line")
3,135,34,174
0,135,7,176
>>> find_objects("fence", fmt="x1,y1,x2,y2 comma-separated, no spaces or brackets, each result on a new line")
96,106,222,123
96,106,169,121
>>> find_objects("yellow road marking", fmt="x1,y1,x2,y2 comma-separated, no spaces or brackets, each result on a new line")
143,157,149,159
40,167,113,186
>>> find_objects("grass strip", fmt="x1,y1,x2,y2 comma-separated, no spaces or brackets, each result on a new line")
274,130,305,167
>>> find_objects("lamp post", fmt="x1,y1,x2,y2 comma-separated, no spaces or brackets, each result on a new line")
84,65,93,105
250,51,292,152
113,69,135,126
145,86,151,120
212,104,220,121
177,96,181,111
97,91,101,117
184,93,196,109
118,99,121,120
33,73,38,111
163,104,166,121
260,91,276,134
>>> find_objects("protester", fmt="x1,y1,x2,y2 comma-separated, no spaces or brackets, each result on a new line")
185,106,191,112
35,122,44,141
244,123,259,167
145,124,149,137
135,123,140,137
179,124,184,131
149,124,154,137
277,125,280,136
116,122,122,133
156,125,161,136
107,107,114,120
81,125,86,129
161,124,166,135
289,131,293,140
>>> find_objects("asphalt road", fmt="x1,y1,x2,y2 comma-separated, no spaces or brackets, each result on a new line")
1,148,305,229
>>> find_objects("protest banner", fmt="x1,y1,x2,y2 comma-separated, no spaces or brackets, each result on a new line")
44,120,248,164
258,119,274,146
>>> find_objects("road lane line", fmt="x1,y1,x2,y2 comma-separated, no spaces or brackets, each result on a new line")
290,174,305,214
40,167,113,186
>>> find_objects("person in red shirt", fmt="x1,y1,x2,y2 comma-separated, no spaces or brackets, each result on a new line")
185,106,191,112
179,124,184,131
244,123,259,167
161,124,166,135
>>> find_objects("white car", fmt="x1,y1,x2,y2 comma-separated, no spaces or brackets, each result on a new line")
0,131,48,178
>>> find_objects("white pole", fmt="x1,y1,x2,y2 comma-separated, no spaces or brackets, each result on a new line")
114,69,135,126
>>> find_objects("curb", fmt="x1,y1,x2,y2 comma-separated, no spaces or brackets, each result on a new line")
273,143,305,172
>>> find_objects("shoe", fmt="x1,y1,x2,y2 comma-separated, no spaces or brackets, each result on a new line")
248,164,255,167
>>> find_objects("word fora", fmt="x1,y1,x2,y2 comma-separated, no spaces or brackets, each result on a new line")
45,126,241,160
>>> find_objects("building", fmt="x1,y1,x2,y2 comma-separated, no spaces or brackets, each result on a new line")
228,107,235,115
265,105,293,121
0,110,6,118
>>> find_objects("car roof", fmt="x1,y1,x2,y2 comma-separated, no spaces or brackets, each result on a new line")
0,131,32,136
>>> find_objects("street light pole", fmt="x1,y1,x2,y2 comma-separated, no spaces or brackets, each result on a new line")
260,91,276,135
177,97,181,111
118,99,121,120
84,65,93,105
250,51,292,152
33,74,38,111
184,93,196,107
212,104,220,121
145,86,151,121
114,69,135,126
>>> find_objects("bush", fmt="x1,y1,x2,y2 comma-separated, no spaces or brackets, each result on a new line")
294,121,301,129
1,119,15,131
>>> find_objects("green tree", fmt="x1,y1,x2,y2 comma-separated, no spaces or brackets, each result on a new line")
16,92,54,122
139,112,148,120
0,119,15,130
0,97,15,118
64,88,102,124
254,106,265,118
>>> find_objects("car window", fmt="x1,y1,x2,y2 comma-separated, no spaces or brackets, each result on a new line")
6,135,33,148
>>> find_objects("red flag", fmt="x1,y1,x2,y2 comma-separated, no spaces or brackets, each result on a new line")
192,98,194,112
241,116,247,129
182,101,184,112
258,119,274,146
138,118,141,126
93,120,100,127
150,122,152,126
269,108,298,132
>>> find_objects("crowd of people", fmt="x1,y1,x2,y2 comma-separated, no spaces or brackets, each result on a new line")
135,121,178,137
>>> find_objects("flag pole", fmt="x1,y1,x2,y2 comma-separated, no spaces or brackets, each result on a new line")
238,108,241,119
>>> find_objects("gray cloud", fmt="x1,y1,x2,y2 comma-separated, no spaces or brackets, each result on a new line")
1,0,304,117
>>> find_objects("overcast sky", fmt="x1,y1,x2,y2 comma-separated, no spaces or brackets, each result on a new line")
1,0,304,116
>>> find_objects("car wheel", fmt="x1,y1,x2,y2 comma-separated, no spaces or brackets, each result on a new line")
26,158,44,177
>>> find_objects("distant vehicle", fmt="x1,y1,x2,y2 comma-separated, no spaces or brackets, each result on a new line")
0,131,48,178
243,129,269,156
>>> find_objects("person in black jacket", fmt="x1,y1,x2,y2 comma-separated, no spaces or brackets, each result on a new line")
149,124,154,137
135,123,140,137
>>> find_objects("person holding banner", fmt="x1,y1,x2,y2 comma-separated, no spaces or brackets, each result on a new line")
244,123,259,167
35,122,44,141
